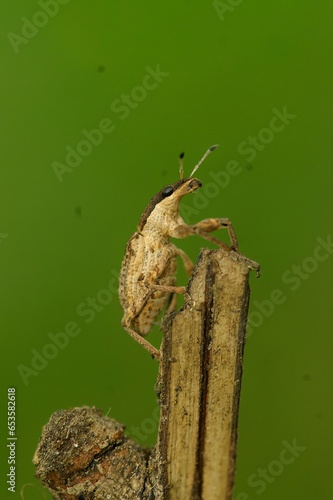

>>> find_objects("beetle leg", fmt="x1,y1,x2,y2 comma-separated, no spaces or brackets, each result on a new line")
166,292,177,313
146,284,187,295
163,291,195,322
147,284,193,309
195,218,238,251
143,284,192,310
121,284,190,360
174,247,194,276
171,218,239,251
121,316,160,360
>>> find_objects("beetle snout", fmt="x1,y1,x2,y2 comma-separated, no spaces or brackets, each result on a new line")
188,179,202,190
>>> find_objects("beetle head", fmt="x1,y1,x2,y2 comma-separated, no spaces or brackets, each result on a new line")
138,145,218,232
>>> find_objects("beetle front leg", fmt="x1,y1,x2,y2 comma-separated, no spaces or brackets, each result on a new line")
194,218,238,251
171,218,239,251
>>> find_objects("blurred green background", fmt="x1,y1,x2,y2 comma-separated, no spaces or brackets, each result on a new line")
1,1,332,498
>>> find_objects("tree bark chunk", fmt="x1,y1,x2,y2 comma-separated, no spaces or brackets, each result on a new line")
33,406,154,499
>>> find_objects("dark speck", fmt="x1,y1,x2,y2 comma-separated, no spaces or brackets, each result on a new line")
246,163,254,170
98,65,106,72
302,374,311,381
75,206,82,218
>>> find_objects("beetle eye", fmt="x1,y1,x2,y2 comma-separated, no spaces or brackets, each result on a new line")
162,185,174,197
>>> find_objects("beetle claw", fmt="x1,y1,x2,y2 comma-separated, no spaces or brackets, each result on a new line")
184,293,195,310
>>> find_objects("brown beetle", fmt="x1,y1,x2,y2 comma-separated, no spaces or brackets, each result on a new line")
119,146,240,360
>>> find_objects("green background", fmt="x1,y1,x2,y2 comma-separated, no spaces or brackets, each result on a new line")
1,1,332,498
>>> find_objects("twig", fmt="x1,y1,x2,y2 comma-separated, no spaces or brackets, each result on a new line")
156,248,255,499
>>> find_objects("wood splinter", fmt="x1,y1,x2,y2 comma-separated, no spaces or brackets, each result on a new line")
34,247,259,499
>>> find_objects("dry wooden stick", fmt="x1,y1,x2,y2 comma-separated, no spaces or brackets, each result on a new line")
34,248,259,499
156,247,256,499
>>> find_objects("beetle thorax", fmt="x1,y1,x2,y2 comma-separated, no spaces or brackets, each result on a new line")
141,198,184,239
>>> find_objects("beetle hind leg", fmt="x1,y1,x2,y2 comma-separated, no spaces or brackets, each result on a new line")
121,316,160,360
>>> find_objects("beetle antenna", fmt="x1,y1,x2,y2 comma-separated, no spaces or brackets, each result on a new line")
179,152,185,180
190,144,219,177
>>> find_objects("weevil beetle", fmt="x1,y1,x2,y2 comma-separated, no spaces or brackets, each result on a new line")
119,145,246,360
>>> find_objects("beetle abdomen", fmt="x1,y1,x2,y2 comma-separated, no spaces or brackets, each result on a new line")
119,232,179,336
133,255,177,335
